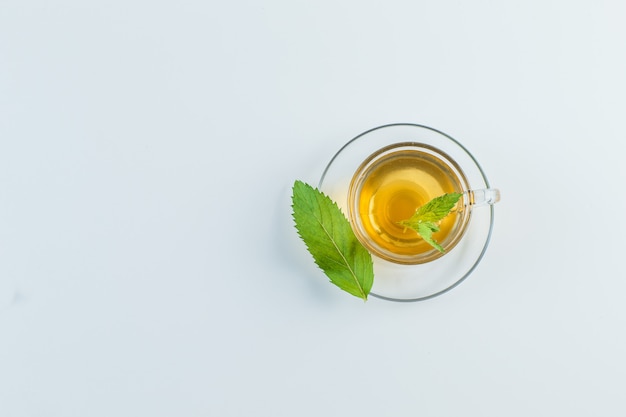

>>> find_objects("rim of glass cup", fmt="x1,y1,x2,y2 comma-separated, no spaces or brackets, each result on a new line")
318,123,496,302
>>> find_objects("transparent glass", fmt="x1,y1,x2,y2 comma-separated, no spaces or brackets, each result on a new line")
348,142,500,265
319,123,500,302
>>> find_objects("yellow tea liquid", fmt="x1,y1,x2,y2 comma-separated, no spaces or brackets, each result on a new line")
350,147,466,261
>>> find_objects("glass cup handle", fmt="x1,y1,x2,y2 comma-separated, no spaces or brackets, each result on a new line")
465,188,501,207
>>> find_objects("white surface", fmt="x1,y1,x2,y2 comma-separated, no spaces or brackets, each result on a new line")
2,1,626,416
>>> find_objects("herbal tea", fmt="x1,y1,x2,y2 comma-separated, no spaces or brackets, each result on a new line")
348,144,470,264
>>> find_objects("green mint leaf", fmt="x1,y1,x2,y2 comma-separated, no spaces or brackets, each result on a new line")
398,192,463,253
407,192,463,223
417,221,444,253
291,180,373,300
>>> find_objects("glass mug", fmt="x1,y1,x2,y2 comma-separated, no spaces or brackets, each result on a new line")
319,123,500,302
348,142,500,265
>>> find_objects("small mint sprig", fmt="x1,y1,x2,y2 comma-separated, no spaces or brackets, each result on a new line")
397,192,463,253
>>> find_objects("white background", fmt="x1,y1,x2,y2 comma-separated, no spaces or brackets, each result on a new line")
2,1,626,416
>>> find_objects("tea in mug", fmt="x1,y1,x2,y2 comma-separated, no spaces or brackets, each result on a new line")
348,144,470,264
